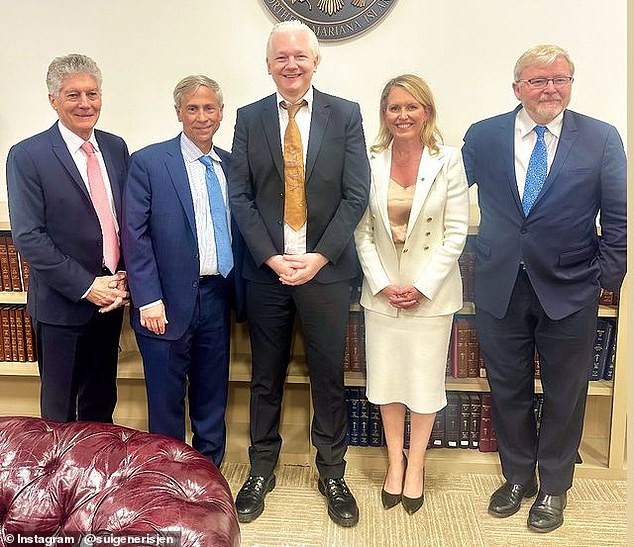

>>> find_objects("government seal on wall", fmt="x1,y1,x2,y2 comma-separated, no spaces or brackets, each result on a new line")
261,0,398,41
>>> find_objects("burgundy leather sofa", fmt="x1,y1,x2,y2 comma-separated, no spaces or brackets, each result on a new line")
0,417,239,546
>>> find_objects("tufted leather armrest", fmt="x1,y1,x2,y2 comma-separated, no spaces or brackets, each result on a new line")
0,417,240,546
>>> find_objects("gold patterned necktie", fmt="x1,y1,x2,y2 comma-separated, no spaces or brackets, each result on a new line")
282,100,307,231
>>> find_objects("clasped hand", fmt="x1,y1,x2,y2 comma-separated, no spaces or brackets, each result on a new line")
381,285,425,310
266,253,328,286
86,271,129,313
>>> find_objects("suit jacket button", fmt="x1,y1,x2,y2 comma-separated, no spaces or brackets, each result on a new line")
520,227,527,234
425,232,431,236
403,248,409,253
423,245,430,250
426,217,432,222
277,220,282,225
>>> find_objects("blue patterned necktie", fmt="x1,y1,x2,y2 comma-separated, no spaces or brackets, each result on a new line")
522,125,548,215
198,156,233,277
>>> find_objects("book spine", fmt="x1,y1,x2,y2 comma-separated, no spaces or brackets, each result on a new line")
14,306,26,362
469,393,481,449
0,237,12,291
23,309,36,362
8,306,19,362
479,393,493,452
358,390,370,447
6,237,23,291
1,306,12,361
444,393,460,448
459,393,471,448
369,402,384,447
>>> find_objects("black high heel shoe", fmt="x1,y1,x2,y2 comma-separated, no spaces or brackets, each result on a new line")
381,452,407,509
402,466,425,515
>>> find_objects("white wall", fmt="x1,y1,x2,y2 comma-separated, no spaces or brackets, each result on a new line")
0,0,626,202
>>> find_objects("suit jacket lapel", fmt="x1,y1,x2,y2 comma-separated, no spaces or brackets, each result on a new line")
95,131,122,219
370,149,393,238
407,147,443,238
49,124,91,202
306,89,329,184
259,94,284,181
502,108,523,214
536,110,577,206
165,136,198,241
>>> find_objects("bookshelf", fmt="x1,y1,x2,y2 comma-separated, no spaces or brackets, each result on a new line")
0,200,627,479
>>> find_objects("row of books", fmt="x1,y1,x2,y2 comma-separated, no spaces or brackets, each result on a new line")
0,234,30,292
448,316,617,382
0,305,37,362
345,388,547,453
343,310,617,382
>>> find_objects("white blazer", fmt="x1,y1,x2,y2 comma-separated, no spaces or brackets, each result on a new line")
354,144,470,318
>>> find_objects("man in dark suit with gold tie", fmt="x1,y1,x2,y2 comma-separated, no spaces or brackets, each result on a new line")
7,54,129,423
462,44,626,533
229,20,370,527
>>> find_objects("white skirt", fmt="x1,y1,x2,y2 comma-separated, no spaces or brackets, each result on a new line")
364,309,452,414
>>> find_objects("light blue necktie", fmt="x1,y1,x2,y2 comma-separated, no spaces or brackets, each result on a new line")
198,156,233,277
522,125,548,215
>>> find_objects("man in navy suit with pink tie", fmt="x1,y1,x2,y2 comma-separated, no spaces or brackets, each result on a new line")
462,44,626,533
7,54,129,423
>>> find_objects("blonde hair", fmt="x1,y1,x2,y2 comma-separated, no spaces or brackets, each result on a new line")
514,44,575,81
371,74,442,155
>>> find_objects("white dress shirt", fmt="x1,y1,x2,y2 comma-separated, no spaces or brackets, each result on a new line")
180,132,231,276
276,86,313,255
514,107,563,199
57,121,119,232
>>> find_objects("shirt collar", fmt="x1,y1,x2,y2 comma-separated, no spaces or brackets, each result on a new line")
57,120,99,153
276,86,313,113
180,132,222,164
517,107,564,139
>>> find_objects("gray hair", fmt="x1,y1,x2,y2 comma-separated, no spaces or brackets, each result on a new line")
46,54,102,97
514,44,575,81
173,75,223,108
266,20,320,62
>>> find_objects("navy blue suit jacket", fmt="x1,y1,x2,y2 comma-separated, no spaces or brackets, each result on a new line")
7,123,129,326
462,107,627,320
123,135,245,341
229,88,370,283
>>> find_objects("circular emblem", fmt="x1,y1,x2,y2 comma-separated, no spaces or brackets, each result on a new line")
261,0,398,42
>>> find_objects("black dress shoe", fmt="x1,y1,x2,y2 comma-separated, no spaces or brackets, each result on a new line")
318,477,359,527
235,474,276,523
488,476,538,517
527,490,567,533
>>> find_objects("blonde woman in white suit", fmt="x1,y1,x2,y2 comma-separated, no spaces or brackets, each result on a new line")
355,74,470,514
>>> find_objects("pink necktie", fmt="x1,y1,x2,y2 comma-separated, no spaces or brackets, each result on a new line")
80,142,120,273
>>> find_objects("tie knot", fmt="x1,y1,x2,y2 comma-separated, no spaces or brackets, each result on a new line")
81,141,95,155
534,125,547,138
198,155,213,168
282,100,307,119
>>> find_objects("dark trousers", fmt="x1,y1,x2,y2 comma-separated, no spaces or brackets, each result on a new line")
36,307,124,422
136,277,231,466
476,268,598,494
246,279,350,479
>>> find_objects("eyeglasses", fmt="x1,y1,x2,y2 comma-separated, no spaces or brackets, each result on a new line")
516,76,574,89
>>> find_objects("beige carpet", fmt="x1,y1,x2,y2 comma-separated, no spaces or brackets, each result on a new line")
220,462,627,547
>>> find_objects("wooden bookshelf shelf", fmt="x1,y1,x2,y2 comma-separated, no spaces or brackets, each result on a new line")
0,291,27,304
